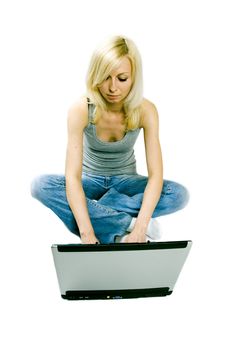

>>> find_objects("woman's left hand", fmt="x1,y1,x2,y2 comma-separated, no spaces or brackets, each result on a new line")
124,231,147,243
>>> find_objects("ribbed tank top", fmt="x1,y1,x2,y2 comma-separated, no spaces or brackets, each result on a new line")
83,101,141,175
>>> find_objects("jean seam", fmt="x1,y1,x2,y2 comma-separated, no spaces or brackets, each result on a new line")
88,199,116,214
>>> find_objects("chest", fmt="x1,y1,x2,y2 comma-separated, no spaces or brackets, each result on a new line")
94,114,126,142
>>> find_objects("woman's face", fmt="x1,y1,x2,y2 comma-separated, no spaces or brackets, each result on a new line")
98,56,133,106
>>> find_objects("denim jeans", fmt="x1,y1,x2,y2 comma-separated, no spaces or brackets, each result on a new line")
31,173,189,244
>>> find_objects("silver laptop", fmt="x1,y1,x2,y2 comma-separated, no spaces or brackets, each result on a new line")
51,241,192,300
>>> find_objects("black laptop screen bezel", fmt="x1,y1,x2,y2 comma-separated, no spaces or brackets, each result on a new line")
56,240,191,253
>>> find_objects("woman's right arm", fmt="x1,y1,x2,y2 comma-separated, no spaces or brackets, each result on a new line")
65,97,99,244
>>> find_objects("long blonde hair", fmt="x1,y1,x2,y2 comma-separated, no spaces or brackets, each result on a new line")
86,35,143,130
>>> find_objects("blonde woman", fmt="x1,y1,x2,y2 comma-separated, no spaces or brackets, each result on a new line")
31,36,189,244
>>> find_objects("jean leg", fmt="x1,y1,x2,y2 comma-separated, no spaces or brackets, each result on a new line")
98,178,189,218
31,174,132,243
82,174,132,242
98,187,142,216
113,174,148,196
81,173,107,200
86,199,132,243
153,180,190,217
31,174,79,235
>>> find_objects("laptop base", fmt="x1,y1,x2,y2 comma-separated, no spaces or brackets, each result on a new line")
62,287,172,300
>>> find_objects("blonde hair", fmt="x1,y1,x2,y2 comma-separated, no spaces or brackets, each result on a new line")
86,35,143,130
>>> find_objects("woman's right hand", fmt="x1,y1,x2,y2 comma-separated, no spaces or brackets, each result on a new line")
80,231,100,244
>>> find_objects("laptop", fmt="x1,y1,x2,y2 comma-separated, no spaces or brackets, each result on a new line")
51,240,192,300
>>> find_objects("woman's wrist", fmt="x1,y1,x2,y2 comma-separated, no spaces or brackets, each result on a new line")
79,224,95,238
133,218,149,234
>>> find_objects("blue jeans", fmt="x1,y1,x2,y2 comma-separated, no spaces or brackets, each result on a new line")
31,173,189,244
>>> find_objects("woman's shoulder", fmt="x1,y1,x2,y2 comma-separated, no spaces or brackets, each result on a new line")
139,97,159,127
68,95,88,115
140,97,158,114
67,95,89,128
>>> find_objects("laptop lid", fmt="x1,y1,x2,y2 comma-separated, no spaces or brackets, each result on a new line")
51,241,192,300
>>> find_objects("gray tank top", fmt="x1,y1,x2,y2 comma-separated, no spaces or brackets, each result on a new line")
83,101,141,175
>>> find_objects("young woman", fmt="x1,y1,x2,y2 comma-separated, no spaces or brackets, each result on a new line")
31,35,189,244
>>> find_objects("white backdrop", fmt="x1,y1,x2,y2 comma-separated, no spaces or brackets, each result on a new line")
1,0,232,349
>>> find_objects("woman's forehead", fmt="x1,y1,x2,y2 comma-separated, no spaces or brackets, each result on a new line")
110,56,132,75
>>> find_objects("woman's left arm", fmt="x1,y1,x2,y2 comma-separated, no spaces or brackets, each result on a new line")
124,100,163,242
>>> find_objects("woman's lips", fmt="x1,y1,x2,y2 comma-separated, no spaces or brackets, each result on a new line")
107,95,120,99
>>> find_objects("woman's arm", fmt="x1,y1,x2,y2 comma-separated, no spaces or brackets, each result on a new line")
124,99,163,243
65,97,99,244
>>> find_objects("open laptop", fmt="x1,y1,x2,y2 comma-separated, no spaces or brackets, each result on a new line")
51,240,192,300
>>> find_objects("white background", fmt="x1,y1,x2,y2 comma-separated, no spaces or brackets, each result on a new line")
1,0,232,349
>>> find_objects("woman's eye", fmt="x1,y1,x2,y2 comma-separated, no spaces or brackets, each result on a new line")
118,78,127,82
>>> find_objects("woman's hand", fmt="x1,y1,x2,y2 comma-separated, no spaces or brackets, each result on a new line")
124,230,147,243
80,231,100,244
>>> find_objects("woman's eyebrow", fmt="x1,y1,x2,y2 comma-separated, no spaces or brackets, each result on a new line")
118,72,130,75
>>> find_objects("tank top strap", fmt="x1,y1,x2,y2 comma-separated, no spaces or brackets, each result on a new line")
87,97,95,124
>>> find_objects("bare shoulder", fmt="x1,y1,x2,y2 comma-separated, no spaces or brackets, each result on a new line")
67,95,89,130
140,98,159,128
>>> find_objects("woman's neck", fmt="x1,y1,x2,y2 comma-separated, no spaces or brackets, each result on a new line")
105,101,124,113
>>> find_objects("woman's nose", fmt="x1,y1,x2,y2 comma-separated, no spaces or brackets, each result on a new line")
109,78,117,92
